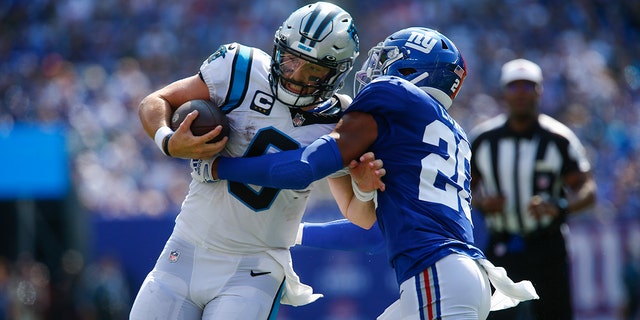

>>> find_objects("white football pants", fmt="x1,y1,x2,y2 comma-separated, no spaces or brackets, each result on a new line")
378,253,492,320
129,236,285,320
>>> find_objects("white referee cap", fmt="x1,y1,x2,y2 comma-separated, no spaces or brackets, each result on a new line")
500,58,543,86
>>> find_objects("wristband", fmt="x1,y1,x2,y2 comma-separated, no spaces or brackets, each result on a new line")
351,178,375,202
154,126,174,156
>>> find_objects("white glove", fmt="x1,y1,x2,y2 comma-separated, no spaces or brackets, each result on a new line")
190,155,220,183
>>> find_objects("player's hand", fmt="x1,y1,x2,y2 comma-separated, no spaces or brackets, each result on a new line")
170,110,228,159
349,152,386,192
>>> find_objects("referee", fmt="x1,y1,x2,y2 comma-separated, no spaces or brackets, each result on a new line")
469,58,597,320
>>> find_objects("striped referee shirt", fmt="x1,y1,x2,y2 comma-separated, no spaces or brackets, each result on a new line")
470,114,591,235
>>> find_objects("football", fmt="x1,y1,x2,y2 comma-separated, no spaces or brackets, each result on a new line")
170,99,229,143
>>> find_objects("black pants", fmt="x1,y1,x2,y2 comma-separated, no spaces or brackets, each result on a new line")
486,226,573,320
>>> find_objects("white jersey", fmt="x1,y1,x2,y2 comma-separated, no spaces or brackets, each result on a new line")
173,43,341,254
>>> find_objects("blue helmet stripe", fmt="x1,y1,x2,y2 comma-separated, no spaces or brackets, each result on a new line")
222,45,252,112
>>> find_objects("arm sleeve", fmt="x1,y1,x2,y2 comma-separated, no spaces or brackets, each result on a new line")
217,135,343,189
301,219,385,255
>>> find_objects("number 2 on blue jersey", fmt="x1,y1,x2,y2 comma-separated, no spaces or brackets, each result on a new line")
418,120,473,222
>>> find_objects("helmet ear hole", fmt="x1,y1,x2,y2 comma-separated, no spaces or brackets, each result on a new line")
398,68,416,76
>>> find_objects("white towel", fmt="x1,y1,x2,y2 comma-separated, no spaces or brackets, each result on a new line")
477,259,539,310
266,249,323,306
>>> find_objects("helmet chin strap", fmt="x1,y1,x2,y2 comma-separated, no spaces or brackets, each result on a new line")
410,71,453,109
422,87,453,110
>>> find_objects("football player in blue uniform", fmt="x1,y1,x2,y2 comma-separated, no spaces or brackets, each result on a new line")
204,27,539,319
132,3,367,320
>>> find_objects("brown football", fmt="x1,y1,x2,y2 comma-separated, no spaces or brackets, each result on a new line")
170,99,229,143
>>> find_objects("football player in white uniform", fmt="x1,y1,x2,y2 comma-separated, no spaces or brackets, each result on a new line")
130,2,367,319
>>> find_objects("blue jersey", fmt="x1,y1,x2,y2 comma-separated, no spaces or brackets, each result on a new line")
346,76,485,284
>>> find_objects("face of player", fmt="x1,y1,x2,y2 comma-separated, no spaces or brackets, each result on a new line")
278,53,331,96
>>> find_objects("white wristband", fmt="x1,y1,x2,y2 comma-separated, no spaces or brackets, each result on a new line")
351,178,375,202
154,126,174,156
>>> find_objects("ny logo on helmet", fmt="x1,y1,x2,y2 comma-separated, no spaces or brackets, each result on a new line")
405,32,438,55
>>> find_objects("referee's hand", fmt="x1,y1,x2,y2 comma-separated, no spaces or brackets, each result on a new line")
528,195,560,219
479,195,505,215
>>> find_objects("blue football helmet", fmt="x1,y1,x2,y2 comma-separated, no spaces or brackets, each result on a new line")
354,27,466,109
271,2,359,108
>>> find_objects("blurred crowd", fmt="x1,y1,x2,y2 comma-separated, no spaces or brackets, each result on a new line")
0,251,130,320
1,0,639,318
2,0,639,219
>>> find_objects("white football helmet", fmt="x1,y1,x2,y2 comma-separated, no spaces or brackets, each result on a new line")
271,2,359,108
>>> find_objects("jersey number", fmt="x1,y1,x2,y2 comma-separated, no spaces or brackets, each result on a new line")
419,121,472,221
229,127,299,211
